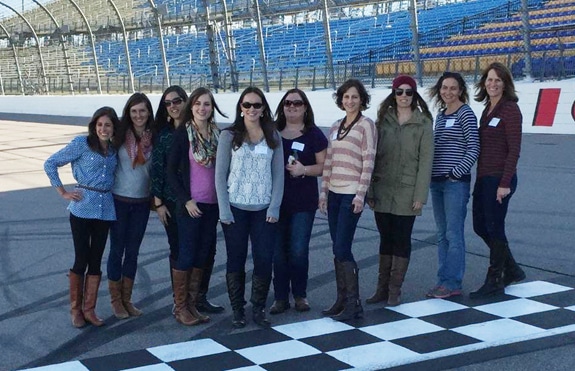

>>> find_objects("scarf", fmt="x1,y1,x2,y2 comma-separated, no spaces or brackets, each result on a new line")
186,120,220,168
125,128,153,169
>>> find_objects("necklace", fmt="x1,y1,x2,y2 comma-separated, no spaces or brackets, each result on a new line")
337,112,362,140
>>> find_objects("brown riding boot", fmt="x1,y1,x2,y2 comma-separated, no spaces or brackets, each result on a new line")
366,255,393,304
121,276,143,316
322,259,347,316
387,256,410,307
83,274,104,326
172,269,200,325
68,271,86,328
108,279,129,319
188,268,210,323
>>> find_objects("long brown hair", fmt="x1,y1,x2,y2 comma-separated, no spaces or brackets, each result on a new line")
474,62,519,104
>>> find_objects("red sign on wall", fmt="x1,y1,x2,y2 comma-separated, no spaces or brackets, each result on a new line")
532,88,561,127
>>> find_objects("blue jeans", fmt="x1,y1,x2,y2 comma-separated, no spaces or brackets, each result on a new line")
473,175,517,245
431,179,471,290
163,200,179,263
176,203,219,271
327,192,362,262
273,211,315,300
222,207,278,280
107,198,150,281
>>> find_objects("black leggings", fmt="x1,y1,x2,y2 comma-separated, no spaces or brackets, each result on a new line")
69,214,111,275
374,212,416,259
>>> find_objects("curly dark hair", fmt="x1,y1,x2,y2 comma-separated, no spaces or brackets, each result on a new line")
428,71,469,110
333,79,370,111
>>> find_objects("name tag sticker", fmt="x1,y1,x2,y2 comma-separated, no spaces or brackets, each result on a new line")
254,143,268,154
331,131,338,140
445,119,455,128
291,142,305,151
488,118,501,127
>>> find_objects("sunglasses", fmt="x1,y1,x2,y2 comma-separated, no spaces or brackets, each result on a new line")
241,102,264,109
164,97,184,107
394,89,414,97
284,100,304,107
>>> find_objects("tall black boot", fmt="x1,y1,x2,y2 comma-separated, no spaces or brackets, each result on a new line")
470,240,507,299
196,257,225,313
322,259,347,316
332,261,363,321
251,274,271,328
503,243,526,287
226,272,246,328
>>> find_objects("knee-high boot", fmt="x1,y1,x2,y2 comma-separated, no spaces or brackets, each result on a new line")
251,274,271,328
196,259,225,313
332,261,363,321
226,272,247,328
470,240,507,298
169,257,177,314
121,276,143,316
172,269,199,326
83,274,104,327
108,279,129,319
387,256,410,307
69,271,86,328
188,268,209,323
366,255,392,304
503,243,526,287
322,259,347,316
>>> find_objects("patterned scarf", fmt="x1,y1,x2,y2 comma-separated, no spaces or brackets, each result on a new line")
125,128,153,169
186,120,220,168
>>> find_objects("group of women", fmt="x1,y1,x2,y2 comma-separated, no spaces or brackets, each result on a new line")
44,61,524,330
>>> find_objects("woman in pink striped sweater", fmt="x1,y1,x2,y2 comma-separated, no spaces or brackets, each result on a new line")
319,79,377,321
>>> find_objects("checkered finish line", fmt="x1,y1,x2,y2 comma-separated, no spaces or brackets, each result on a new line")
22,280,575,371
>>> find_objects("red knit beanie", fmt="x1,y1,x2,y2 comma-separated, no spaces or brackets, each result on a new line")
392,75,417,91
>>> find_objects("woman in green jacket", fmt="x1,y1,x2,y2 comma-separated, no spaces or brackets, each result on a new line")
366,75,434,306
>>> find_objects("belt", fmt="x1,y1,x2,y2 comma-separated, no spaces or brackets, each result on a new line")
76,184,111,193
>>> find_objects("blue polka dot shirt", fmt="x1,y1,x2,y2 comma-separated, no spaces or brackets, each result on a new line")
44,136,118,221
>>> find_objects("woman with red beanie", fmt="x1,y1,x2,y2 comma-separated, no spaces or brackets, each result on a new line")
366,75,434,306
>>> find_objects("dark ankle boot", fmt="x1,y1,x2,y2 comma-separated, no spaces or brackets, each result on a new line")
322,259,347,316
387,256,410,307
188,268,209,323
503,244,525,287
470,240,507,299
226,272,246,328
332,261,363,321
251,275,271,328
366,255,392,304
196,259,224,313
69,271,86,328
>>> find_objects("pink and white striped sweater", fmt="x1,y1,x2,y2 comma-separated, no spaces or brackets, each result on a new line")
320,115,377,203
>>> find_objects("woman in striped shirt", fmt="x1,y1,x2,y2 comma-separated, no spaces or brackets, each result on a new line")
319,79,377,321
426,72,479,299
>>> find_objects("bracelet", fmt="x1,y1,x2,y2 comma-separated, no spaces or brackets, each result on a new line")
301,167,307,178
154,203,164,208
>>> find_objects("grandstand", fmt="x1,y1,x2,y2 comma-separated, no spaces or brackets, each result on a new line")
0,0,573,95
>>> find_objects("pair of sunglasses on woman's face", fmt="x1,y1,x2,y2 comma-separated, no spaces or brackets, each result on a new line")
394,89,414,97
241,102,264,109
164,97,184,107
283,100,304,107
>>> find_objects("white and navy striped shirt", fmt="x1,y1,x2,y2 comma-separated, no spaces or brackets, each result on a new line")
432,104,479,179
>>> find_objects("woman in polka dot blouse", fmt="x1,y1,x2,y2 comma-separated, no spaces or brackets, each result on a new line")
44,107,120,328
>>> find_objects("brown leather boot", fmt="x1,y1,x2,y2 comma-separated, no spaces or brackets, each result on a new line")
121,276,143,316
188,268,210,323
68,270,86,328
322,259,347,316
108,279,129,319
83,274,104,326
387,256,410,307
172,269,200,326
366,255,392,304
